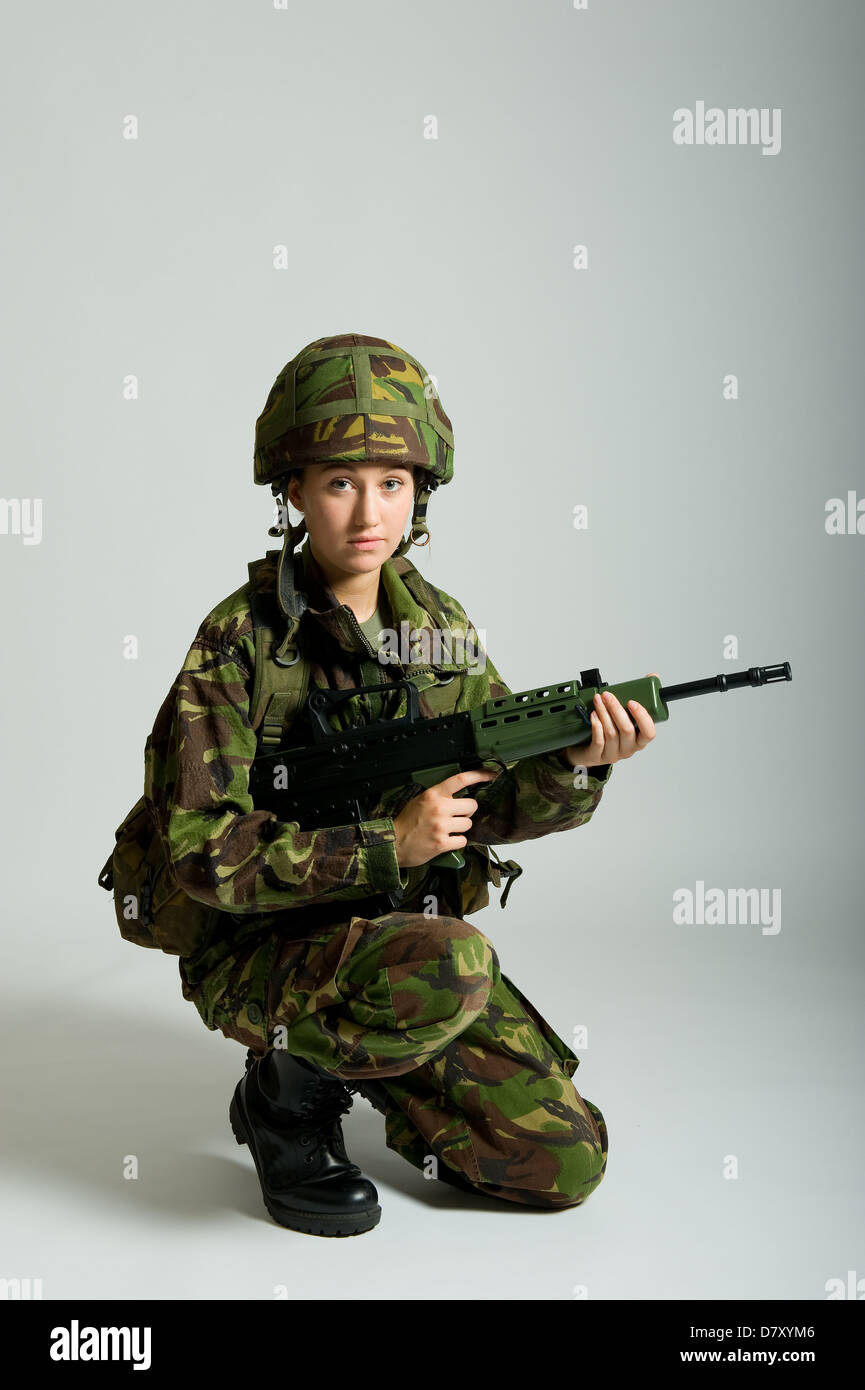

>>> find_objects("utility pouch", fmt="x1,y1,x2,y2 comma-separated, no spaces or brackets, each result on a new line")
98,796,220,957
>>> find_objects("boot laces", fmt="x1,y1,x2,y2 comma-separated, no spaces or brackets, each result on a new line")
293,1072,355,1132
246,1049,355,1132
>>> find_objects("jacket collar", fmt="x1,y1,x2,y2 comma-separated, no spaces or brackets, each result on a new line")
295,537,463,672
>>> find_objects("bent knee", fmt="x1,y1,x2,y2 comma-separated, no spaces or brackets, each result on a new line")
488,1115,609,1209
556,1136,608,1205
551,1100,608,1205
337,911,498,1033
384,914,497,1028
505,1139,608,1210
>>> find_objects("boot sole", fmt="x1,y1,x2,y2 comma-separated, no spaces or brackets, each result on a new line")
229,1088,382,1237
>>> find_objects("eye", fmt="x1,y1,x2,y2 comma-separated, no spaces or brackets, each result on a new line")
382,479,405,491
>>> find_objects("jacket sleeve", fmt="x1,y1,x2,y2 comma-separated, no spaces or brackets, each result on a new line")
449,608,614,847
144,634,407,914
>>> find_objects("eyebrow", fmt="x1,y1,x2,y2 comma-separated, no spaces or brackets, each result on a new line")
319,461,414,473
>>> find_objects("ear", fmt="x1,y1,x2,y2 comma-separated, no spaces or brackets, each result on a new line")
285,474,303,511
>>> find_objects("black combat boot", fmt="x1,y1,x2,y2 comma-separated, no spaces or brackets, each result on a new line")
229,1048,381,1236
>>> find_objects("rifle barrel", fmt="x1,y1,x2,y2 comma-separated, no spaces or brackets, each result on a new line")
660,662,791,704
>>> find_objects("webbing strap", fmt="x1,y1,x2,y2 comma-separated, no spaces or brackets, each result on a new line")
259,680,310,749
358,657,386,722
487,846,524,909
248,557,310,747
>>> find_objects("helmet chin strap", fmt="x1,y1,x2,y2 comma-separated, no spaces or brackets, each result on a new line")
391,477,437,557
268,473,438,659
268,487,309,662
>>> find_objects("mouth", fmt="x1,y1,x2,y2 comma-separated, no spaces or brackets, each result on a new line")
348,537,384,546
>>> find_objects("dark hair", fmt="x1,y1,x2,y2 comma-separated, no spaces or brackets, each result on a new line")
280,467,304,495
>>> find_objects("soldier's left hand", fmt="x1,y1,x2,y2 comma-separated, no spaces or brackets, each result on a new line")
562,672,659,768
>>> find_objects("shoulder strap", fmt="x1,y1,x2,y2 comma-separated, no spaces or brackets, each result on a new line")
247,557,311,750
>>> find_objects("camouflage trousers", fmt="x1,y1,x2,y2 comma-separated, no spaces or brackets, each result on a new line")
179,908,608,1210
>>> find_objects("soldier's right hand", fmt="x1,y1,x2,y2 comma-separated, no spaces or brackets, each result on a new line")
392,768,500,868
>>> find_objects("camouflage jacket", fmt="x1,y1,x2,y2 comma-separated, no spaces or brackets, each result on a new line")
143,538,613,926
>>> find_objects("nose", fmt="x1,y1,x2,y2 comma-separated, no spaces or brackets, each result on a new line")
353,483,382,525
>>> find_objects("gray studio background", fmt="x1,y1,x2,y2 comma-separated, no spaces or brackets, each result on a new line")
1,0,861,1302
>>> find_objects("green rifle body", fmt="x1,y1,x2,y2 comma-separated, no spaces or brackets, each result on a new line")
248,661,792,875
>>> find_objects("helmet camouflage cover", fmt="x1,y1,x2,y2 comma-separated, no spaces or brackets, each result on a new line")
254,331,453,510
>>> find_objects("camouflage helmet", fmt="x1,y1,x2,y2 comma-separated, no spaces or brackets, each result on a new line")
254,332,453,559
253,333,454,658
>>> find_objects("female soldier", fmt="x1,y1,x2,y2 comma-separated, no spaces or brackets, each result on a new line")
143,332,657,1237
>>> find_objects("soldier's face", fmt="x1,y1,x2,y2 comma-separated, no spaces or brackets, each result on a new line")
286,461,416,576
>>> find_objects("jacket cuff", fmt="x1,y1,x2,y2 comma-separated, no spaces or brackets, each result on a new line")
359,817,405,892
587,763,612,783
551,749,612,783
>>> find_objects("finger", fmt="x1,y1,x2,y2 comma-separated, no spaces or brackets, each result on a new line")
627,700,656,742
603,691,641,758
590,706,609,744
601,690,637,737
599,693,634,755
587,710,606,756
593,691,617,740
592,696,618,762
437,768,499,794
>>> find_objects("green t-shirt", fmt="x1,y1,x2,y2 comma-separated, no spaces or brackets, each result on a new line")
355,586,391,651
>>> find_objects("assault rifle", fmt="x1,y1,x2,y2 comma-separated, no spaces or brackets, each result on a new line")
248,662,792,891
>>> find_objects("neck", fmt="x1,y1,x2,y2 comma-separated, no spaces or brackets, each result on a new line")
305,541,383,623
